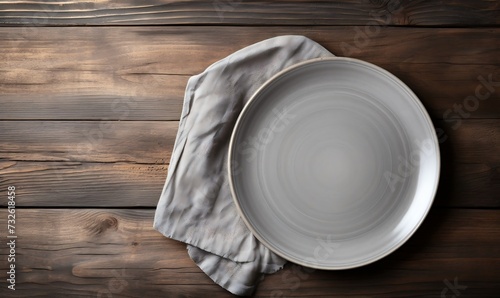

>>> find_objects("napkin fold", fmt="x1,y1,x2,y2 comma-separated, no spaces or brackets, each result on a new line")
154,35,334,296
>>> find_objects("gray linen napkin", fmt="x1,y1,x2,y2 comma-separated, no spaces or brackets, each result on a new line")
154,35,334,296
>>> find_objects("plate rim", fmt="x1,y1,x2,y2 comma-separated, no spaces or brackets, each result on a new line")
227,56,441,270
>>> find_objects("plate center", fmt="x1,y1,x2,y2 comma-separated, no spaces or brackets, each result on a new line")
308,140,374,213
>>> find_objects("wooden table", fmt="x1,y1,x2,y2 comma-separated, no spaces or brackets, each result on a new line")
0,1,499,297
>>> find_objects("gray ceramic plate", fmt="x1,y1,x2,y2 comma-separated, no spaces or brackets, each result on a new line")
228,57,440,269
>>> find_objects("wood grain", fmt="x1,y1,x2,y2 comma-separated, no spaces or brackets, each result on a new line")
1,27,499,121
0,121,178,163
0,209,498,297
0,161,498,208
0,161,168,207
0,0,498,26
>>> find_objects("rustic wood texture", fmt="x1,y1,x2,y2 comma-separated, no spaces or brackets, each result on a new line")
0,121,177,163
0,161,168,207
0,0,498,26
1,0,499,296
1,27,499,120
0,209,498,297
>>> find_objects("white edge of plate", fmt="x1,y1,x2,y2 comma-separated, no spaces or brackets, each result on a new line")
227,56,441,270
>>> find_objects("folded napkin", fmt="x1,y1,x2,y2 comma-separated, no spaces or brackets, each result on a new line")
154,35,334,295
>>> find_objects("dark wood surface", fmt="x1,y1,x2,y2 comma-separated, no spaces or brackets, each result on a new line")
0,1,499,297
0,0,498,26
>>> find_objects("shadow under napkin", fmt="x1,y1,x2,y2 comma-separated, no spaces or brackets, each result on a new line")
154,35,334,296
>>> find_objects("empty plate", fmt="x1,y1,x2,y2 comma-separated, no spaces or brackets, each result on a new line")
228,57,440,269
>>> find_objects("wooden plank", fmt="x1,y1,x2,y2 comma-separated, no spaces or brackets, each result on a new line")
0,161,498,208
0,121,178,164
1,27,499,120
0,161,168,207
436,163,500,208
0,0,498,26
0,209,498,297
0,119,498,164
0,77,188,121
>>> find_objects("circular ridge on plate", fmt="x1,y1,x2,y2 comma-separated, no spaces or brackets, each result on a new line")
228,57,440,269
